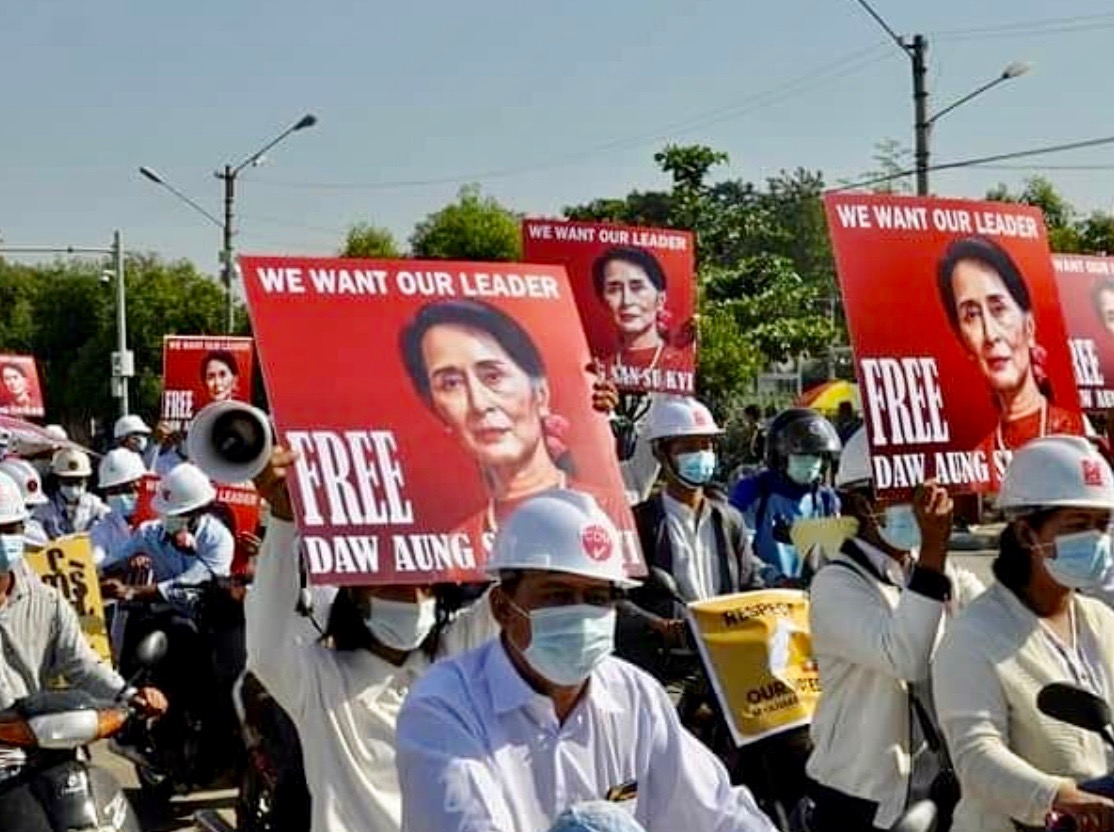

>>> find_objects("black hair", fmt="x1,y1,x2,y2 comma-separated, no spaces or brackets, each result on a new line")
992,511,1055,597
936,235,1051,400
744,404,761,420
399,299,547,405
590,247,667,298
0,363,26,378
1091,277,1114,323
200,349,240,383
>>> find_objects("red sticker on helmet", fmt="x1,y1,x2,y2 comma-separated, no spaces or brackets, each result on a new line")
27,480,37,493
1083,460,1105,487
692,407,711,426
581,524,613,562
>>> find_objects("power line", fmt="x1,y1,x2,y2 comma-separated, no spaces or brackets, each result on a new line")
933,11,1114,40
830,134,1114,192
249,43,891,192
968,163,1114,172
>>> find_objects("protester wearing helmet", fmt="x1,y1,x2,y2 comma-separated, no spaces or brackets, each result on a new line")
729,408,842,580
0,470,167,832
100,463,233,611
244,446,498,832
805,428,984,832
33,448,109,539
113,413,152,461
934,436,1114,832
0,458,50,547
89,448,148,571
616,396,767,679
396,489,777,832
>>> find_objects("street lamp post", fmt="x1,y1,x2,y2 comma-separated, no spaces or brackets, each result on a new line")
140,113,317,333
0,234,132,417
852,1,1030,195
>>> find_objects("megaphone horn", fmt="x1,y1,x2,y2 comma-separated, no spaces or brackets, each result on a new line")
190,400,274,485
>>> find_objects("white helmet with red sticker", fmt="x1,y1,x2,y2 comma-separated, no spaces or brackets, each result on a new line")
485,490,638,588
0,458,48,507
998,435,1114,516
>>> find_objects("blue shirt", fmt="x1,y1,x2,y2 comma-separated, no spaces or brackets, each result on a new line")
116,513,233,610
729,469,839,578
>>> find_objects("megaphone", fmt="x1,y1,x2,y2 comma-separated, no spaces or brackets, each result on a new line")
189,400,273,484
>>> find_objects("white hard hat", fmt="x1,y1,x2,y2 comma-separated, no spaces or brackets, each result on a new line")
835,426,872,489
43,424,68,441
51,447,93,478
152,463,216,516
643,396,723,443
486,490,638,588
998,435,1114,516
98,448,148,490
0,459,48,506
114,414,152,440
0,471,30,524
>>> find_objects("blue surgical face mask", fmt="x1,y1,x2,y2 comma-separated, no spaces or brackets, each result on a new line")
107,493,138,519
0,534,24,573
130,436,149,454
364,597,437,652
59,482,85,503
786,454,823,485
674,450,716,487
163,516,190,535
878,503,921,552
512,602,615,687
1047,530,1113,590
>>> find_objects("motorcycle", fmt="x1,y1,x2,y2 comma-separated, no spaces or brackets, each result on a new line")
0,630,167,832
110,577,248,803
1014,682,1114,831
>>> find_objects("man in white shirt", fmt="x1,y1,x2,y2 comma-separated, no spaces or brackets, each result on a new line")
396,489,776,832
90,448,147,570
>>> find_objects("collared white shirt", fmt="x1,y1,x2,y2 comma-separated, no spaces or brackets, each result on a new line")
90,511,136,570
396,638,776,832
661,492,720,601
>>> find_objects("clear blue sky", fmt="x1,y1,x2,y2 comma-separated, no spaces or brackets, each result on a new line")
3,0,1113,274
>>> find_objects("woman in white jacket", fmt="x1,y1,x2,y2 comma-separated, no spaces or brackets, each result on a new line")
934,436,1114,832
245,448,498,832
806,428,984,832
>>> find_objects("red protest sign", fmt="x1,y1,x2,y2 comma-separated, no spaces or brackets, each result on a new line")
238,255,644,586
161,336,254,431
522,220,696,394
823,193,1083,496
0,355,45,418
134,474,261,576
1052,254,1114,413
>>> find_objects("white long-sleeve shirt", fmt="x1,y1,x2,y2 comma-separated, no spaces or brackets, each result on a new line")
90,511,135,570
934,582,1114,832
806,540,984,828
396,638,777,832
245,519,497,832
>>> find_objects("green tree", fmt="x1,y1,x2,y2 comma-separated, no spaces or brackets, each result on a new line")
341,223,401,258
0,254,228,441
410,184,521,261
986,176,1082,252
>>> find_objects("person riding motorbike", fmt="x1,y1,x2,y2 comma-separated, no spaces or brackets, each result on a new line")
90,448,147,571
0,470,166,831
246,445,498,832
0,457,50,547
729,408,841,581
934,435,1114,832
806,427,984,832
33,448,109,539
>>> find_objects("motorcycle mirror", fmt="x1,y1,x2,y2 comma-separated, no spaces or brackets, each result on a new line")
1038,683,1114,747
890,800,937,832
649,567,683,602
134,631,168,668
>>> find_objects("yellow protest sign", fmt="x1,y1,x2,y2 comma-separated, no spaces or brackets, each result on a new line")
26,535,113,665
686,589,819,747
790,516,859,564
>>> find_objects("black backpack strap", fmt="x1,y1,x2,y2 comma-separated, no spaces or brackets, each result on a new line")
753,474,773,534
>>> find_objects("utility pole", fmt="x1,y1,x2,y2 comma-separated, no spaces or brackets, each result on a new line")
911,34,930,196
219,164,236,334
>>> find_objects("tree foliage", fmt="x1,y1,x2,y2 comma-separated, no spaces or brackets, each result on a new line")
0,255,228,441
410,184,521,262
341,223,401,258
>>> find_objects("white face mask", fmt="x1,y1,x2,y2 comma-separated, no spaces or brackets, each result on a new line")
59,482,85,502
365,597,437,652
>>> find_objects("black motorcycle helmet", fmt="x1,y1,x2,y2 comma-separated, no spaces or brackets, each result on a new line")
765,408,842,472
